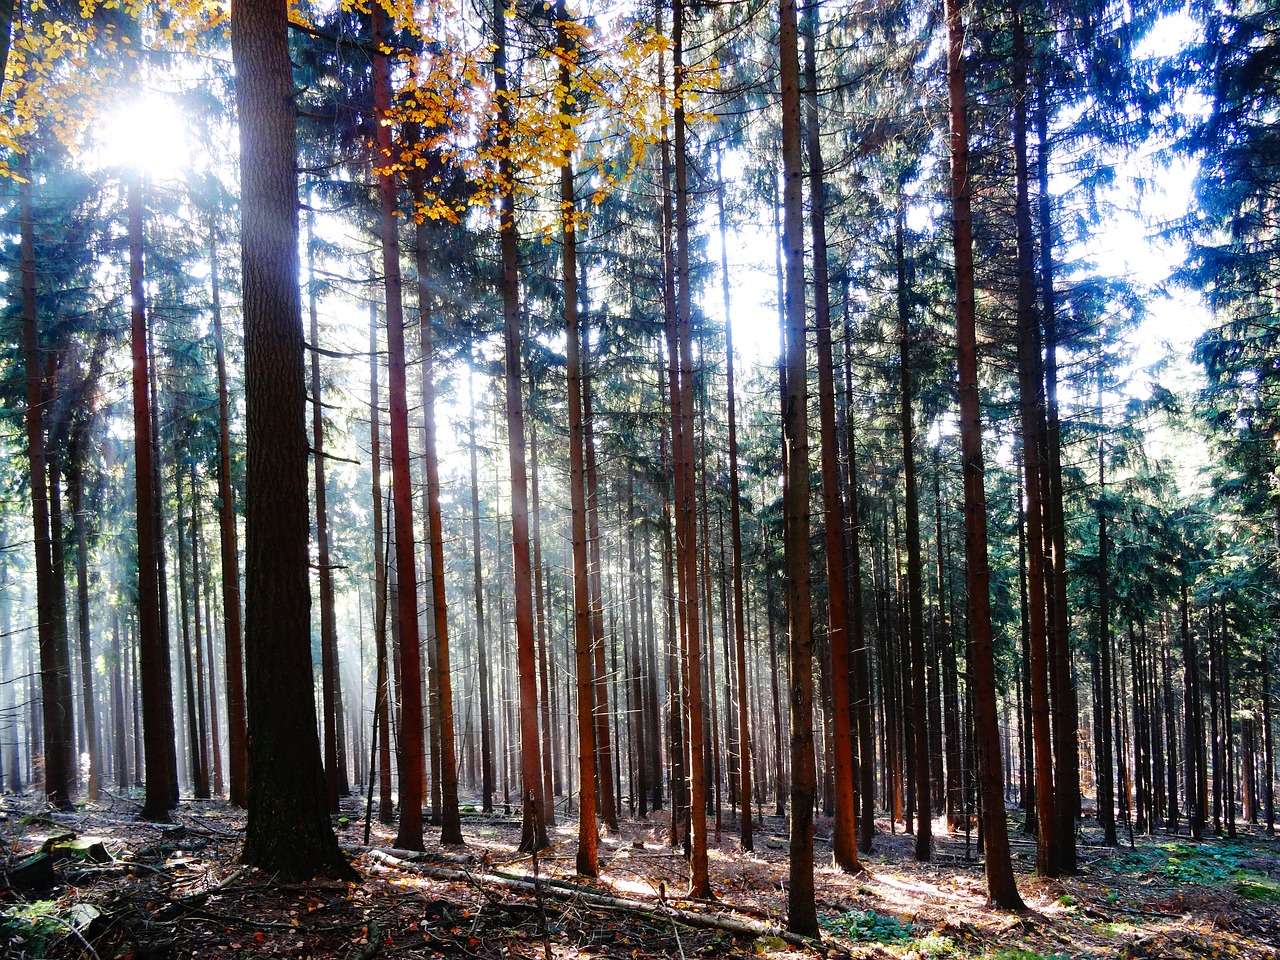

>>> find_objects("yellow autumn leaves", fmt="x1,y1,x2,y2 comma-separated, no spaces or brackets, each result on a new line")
1,0,719,230
1,0,225,177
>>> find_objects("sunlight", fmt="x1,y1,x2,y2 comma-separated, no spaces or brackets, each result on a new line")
96,94,191,178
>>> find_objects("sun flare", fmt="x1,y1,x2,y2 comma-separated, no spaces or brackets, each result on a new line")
97,95,191,178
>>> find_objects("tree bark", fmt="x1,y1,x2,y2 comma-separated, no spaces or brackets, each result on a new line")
232,0,353,881
671,0,712,899
410,186,464,846
210,226,247,809
801,1,858,872
68,440,100,800
370,306,394,825
895,191,932,860
494,0,549,853
779,0,817,933
562,135,599,879
126,173,176,821
308,208,344,811
716,156,752,851
1012,8,1057,878
944,0,1024,909
371,3,426,853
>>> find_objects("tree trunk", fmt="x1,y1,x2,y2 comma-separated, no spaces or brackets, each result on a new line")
1180,579,1207,839
369,305,395,825
308,208,344,812
126,173,177,821
529,409,557,824
582,333,619,832
371,2,426,853
210,227,247,809
20,159,74,811
410,194,463,846
670,0,712,900
1011,8,1057,877
176,463,208,799
779,0,817,932
562,137,599,878
896,191,931,860
1096,405,1116,844
944,0,1023,908
1037,72,1079,874
493,0,549,854
467,362,495,814
68,445,100,800
716,161,752,849
232,0,353,881
800,1,858,872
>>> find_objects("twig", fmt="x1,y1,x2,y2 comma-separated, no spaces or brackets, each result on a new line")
42,913,102,960
365,849,818,949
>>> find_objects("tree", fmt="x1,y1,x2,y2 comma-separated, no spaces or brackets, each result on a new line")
801,0,859,872
779,0,818,935
371,1,426,854
232,0,354,882
943,0,1024,910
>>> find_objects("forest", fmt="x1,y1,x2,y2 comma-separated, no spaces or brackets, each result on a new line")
0,0,1278,957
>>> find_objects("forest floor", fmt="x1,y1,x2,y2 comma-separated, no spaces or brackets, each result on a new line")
1,791,1278,960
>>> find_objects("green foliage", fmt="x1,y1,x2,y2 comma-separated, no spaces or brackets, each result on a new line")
1236,878,1280,903
984,950,1068,960
0,898,98,958
1111,841,1279,898
820,909,914,944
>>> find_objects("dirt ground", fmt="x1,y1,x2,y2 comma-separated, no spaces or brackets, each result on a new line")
2,791,1278,959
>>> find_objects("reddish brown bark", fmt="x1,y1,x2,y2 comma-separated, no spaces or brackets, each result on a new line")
801,3,858,871
128,174,176,822
372,3,424,852
945,0,1023,909
411,209,463,846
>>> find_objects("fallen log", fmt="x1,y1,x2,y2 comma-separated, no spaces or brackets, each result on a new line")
363,848,817,950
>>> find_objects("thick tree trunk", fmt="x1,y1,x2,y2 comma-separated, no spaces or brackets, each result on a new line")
944,0,1023,909
232,0,353,881
21,160,73,811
